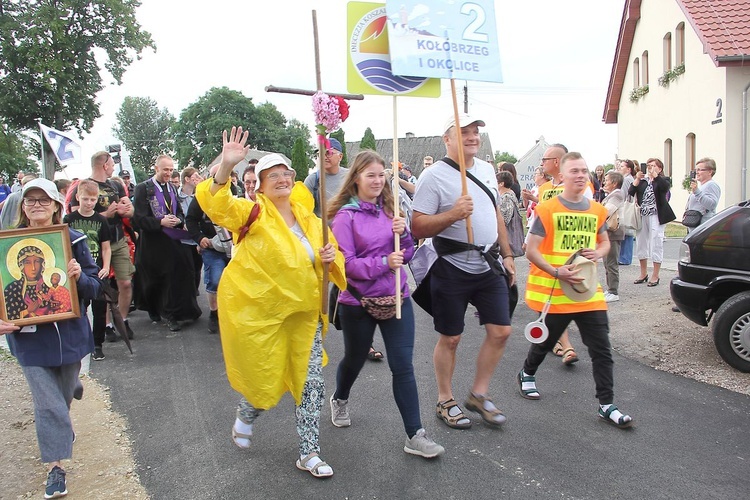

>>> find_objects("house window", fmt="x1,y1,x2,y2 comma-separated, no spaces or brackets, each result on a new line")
663,33,672,72
633,57,640,88
664,139,673,178
676,23,685,66
642,51,649,85
686,133,696,172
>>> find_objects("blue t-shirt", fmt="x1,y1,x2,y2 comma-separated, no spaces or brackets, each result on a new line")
0,184,12,204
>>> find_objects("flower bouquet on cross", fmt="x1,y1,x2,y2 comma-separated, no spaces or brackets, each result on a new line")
312,91,350,150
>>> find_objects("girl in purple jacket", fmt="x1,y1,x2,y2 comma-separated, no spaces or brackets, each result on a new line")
327,151,444,459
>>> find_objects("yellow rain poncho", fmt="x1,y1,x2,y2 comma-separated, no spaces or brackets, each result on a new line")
195,179,346,409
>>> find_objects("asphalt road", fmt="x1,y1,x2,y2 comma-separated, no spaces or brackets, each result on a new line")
92,238,749,500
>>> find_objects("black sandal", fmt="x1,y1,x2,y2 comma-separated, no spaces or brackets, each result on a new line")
367,348,384,361
633,276,648,284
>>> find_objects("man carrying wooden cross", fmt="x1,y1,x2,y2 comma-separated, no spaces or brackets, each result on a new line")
411,113,515,430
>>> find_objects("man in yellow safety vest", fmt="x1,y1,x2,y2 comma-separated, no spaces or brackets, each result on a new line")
518,152,634,429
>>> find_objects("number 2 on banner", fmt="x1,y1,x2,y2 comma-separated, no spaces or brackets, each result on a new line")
461,3,489,43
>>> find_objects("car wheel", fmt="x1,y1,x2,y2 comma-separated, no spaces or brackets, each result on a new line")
712,291,750,373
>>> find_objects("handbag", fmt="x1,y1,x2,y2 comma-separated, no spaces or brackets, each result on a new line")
621,196,642,231
328,285,342,330
507,205,525,257
682,209,702,228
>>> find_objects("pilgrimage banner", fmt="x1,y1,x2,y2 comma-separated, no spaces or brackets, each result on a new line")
347,1,440,96
384,0,502,83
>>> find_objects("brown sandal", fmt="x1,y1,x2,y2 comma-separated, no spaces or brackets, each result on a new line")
464,393,507,426
436,399,472,429
561,348,579,365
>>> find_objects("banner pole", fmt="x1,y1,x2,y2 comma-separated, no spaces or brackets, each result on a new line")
392,96,402,319
450,79,473,244
38,121,48,180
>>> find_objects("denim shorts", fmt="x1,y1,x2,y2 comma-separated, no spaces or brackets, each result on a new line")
430,258,510,336
202,248,229,293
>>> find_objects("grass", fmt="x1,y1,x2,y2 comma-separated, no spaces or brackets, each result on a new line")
665,222,687,239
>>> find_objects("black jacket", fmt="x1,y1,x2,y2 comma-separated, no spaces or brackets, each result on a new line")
629,175,676,225
185,196,217,244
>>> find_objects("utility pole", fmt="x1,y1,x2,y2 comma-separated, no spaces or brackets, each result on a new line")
463,82,469,114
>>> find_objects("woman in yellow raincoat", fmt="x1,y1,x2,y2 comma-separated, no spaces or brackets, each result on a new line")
195,127,346,478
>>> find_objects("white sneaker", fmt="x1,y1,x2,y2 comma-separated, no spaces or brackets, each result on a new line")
604,292,620,303
329,395,350,427
404,428,445,458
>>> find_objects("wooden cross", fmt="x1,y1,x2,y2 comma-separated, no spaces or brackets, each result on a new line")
265,10,364,312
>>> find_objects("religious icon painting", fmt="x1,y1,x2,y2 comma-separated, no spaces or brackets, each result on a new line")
0,224,80,327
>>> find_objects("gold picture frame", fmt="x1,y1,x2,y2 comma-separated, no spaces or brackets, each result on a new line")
0,224,80,326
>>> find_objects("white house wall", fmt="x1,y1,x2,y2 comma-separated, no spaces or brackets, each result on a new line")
725,68,750,204
616,0,734,212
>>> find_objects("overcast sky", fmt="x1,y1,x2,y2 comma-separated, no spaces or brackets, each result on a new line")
65,0,626,178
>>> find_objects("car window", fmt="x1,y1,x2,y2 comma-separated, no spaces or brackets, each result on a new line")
702,210,750,248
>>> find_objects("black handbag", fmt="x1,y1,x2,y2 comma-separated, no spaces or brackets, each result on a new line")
682,209,702,228
328,285,341,330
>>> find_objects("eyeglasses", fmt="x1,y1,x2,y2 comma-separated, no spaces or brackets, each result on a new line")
540,157,557,162
264,171,295,181
695,168,709,172
23,197,53,207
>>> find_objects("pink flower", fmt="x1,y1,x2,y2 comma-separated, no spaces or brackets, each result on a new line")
312,91,347,134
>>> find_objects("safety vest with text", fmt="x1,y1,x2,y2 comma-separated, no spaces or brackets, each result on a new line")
538,180,595,203
525,197,607,313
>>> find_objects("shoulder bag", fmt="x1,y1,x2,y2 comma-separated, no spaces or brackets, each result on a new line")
620,195,642,232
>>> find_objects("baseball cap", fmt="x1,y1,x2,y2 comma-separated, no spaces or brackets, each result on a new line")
120,170,131,178
318,138,343,154
443,113,486,133
255,153,294,190
22,178,64,208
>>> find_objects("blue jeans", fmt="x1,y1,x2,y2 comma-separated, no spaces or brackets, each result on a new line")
334,298,422,437
201,248,229,294
618,235,634,265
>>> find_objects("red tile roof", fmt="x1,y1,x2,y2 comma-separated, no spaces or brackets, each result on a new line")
678,0,750,63
603,0,750,124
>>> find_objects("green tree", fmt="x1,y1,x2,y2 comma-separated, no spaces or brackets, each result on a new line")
253,103,311,159
360,127,376,151
0,0,154,177
172,87,255,168
172,88,311,168
291,137,310,181
113,97,175,179
0,123,38,178
330,129,347,167
495,151,518,165
283,119,313,163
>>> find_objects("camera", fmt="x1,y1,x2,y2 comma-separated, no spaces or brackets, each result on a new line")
640,163,648,174
690,170,696,180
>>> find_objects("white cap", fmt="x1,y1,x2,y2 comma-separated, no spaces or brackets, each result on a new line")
444,113,486,133
255,153,294,190
22,178,64,208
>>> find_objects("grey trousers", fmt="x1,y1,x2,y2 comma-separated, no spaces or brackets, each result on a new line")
604,239,622,295
21,362,80,463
